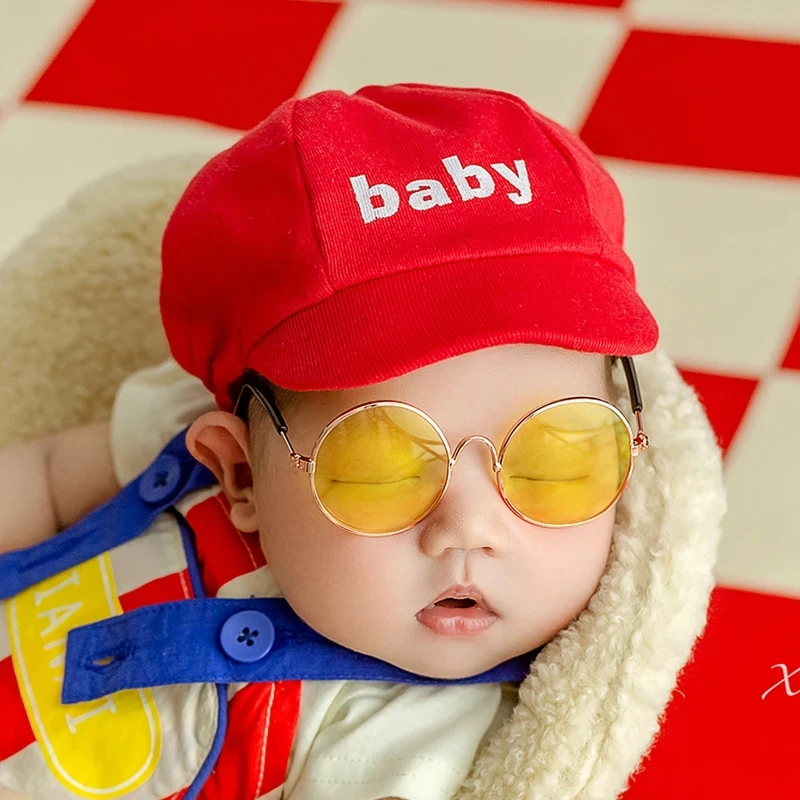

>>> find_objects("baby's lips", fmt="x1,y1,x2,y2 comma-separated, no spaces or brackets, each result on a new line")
422,584,497,615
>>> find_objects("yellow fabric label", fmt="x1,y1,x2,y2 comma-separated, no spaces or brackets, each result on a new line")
7,555,162,797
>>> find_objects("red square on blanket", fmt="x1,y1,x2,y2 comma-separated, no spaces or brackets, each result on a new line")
24,0,341,130
622,586,800,796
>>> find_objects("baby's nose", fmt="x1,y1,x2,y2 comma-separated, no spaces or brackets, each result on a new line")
417,437,510,558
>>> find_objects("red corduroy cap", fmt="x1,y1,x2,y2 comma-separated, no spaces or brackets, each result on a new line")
160,82,659,412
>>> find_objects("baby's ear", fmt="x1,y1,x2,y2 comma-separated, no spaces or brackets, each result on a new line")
185,411,258,532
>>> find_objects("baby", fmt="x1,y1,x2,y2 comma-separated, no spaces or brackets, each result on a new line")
0,83,658,799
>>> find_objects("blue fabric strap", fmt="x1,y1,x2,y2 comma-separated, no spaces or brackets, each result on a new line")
62,596,539,704
0,425,540,715
0,429,216,600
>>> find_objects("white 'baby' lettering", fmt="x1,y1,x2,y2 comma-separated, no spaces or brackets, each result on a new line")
350,153,533,224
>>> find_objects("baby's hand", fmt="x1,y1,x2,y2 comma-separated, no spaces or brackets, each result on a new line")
0,423,120,554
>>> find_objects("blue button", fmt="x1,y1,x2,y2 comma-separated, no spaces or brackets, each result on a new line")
220,610,275,663
138,455,183,504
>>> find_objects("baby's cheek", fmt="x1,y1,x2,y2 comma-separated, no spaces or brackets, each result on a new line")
521,513,615,632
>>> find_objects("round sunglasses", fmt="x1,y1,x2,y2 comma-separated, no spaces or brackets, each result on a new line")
231,356,649,536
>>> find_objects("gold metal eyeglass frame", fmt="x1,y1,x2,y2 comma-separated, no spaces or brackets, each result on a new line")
231,356,650,536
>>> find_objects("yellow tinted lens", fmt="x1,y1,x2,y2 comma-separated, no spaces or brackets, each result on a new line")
499,401,631,525
313,405,449,534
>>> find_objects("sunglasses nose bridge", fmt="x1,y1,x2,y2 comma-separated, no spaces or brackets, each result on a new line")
450,435,502,473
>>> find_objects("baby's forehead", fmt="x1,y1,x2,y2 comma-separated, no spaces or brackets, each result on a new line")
295,345,611,428
356,345,605,395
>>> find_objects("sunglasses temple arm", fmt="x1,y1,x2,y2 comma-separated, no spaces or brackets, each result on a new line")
617,356,650,456
618,357,643,414
233,375,307,464
233,372,288,432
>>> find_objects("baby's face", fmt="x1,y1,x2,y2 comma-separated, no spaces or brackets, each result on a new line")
250,344,618,680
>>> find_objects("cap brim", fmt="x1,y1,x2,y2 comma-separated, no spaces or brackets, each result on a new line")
245,252,659,392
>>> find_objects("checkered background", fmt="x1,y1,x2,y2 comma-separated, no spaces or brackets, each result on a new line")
1,0,798,795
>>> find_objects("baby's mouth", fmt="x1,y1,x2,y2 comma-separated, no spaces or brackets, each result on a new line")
421,584,497,615
434,598,478,609
416,584,499,636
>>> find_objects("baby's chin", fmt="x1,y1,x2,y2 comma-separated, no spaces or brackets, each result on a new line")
369,641,531,682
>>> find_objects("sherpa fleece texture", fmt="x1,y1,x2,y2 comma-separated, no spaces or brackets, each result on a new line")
0,155,727,799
